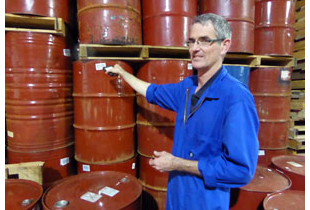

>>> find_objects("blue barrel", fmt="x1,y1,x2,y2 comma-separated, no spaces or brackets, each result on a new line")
225,65,250,87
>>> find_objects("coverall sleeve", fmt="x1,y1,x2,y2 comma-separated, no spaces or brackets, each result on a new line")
197,101,260,188
146,82,185,112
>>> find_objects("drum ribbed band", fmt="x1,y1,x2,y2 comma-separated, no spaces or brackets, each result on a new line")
252,93,291,97
73,93,136,97
73,123,135,131
78,4,141,15
136,121,175,126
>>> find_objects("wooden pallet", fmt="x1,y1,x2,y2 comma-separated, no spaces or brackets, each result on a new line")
289,139,305,150
287,147,305,155
78,44,295,67
5,13,66,36
5,161,45,185
289,126,305,138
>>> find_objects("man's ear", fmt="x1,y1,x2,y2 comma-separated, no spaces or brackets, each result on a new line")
221,39,231,56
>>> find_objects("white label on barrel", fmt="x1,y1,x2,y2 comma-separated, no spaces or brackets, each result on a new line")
83,164,90,172
98,187,119,197
287,161,303,168
60,157,69,166
132,163,135,169
7,131,13,138
280,69,291,81
80,192,102,203
187,63,193,70
258,150,265,156
95,63,106,71
63,49,71,57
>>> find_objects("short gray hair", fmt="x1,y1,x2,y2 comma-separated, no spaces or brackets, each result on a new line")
192,13,232,40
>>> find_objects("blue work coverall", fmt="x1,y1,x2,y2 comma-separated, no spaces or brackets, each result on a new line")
146,66,259,210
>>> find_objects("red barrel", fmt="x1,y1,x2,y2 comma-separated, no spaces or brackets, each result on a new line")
249,67,291,150
73,60,135,165
254,0,295,56
142,0,197,46
263,190,305,210
230,166,291,210
258,148,288,167
77,155,137,177
6,179,43,210
271,155,305,191
6,32,72,69
136,60,192,156
199,0,255,53
7,143,75,189
42,171,142,210
5,0,74,25
142,186,167,210
77,0,142,44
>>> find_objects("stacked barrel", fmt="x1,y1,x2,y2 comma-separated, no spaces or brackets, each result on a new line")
73,60,136,176
199,0,255,54
74,0,142,176
5,2,76,188
142,0,197,46
137,61,192,210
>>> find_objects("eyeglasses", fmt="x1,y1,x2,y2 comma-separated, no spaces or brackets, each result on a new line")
186,36,225,48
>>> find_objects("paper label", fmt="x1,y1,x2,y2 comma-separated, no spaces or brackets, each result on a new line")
60,157,69,166
187,63,193,70
132,163,135,169
95,63,106,71
287,161,303,168
63,49,71,57
280,69,291,81
7,131,14,138
80,192,102,203
98,186,119,197
83,164,91,172
258,150,265,156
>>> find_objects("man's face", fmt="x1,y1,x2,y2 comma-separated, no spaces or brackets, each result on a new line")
188,23,224,70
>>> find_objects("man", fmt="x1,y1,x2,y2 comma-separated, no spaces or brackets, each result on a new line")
106,13,259,210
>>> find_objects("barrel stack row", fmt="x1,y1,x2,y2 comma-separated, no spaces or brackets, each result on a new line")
5,0,76,189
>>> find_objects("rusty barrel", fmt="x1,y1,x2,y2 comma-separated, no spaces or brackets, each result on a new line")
7,143,75,189
77,155,137,177
271,155,305,191
142,0,197,46
199,0,255,53
249,67,291,152
6,179,43,210
73,60,135,167
263,190,305,210
42,171,142,210
230,166,291,210
77,0,142,44
5,0,74,25
254,0,295,56
225,65,250,87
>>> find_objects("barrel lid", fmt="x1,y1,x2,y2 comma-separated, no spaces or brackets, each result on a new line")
42,171,142,210
241,166,291,193
5,179,43,210
263,190,305,210
271,155,305,176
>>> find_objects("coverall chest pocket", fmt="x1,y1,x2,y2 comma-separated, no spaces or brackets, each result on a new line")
187,133,222,160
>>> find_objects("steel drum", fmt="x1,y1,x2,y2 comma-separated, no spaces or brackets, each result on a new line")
263,190,305,210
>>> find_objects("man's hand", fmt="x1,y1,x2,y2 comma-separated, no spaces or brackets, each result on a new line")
149,151,176,172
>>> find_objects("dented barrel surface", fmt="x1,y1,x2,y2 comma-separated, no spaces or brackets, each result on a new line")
250,67,291,149
5,0,74,25
77,0,142,44
142,0,197,46
42,171,142,210
254,0,295,56
73,60,135,164
6,179,43,210
199,0,255,53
